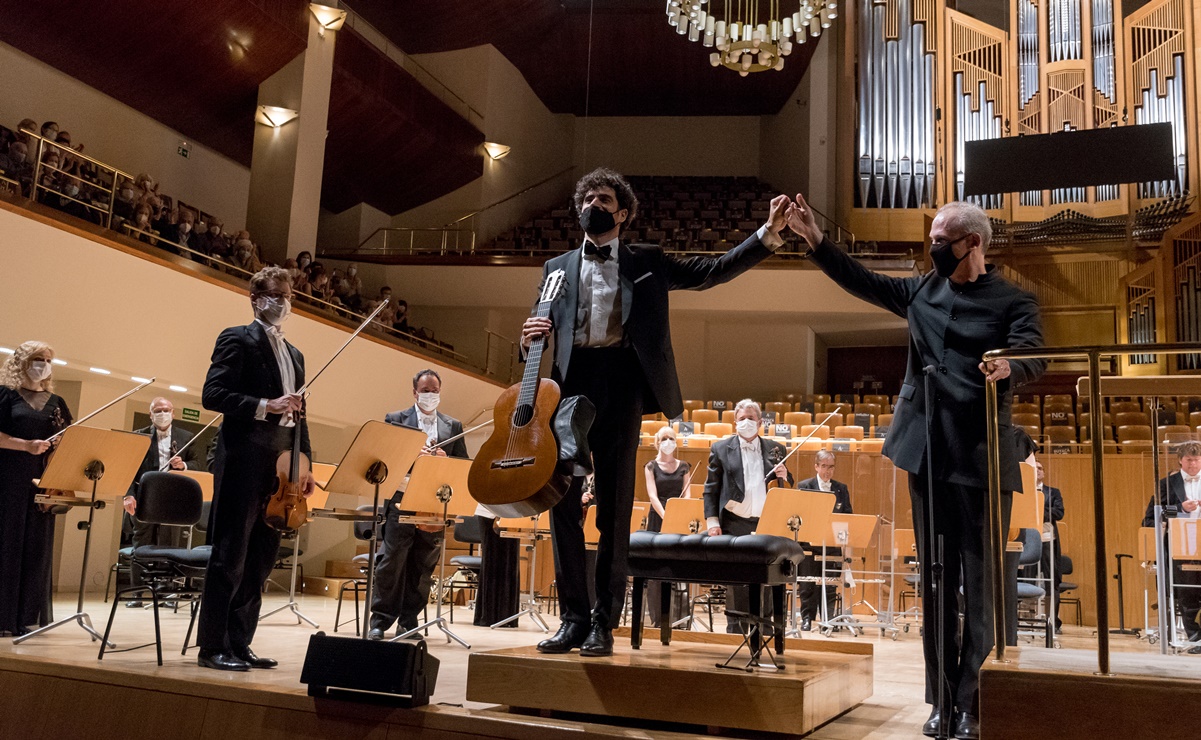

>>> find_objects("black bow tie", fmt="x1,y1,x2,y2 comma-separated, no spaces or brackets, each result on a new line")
583,241,612,261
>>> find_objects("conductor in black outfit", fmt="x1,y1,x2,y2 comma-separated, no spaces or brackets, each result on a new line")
787,194,1044,739
795,450,853,631
197,266,312,671
368,369,468,640
521,168,791,656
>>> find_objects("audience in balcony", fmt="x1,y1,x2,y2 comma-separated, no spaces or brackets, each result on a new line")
0,141,31,184
393,300,411,334
230,231,262,273
341,264,363,309
127,202,158,244
160,207,197,252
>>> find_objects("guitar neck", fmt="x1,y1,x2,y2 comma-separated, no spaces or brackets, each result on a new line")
518,303,552,404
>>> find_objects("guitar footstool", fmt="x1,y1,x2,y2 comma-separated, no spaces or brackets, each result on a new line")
627,531,806,655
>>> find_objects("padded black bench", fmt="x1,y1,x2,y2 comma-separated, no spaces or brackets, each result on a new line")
627,531,806,655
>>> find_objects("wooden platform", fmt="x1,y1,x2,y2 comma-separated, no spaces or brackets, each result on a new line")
467,629,874,736
980,646,1201,740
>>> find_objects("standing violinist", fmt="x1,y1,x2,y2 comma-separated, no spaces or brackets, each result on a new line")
196,265,312,671
520,168,791,656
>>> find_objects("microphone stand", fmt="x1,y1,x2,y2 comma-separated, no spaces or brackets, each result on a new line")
923,365,951,740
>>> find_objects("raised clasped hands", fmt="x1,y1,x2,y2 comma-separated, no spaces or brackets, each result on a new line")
783,192,823,248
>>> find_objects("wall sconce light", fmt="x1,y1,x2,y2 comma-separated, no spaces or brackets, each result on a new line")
310,3,348,36
256,105,299,128
483,142,512,160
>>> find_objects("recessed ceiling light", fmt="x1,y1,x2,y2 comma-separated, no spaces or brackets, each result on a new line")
169,385,188,393
89,367,111,375
52,359,67,366
0,347,13,354
131,376,153,384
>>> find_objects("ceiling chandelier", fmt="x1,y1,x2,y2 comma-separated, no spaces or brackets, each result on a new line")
665,1,839,76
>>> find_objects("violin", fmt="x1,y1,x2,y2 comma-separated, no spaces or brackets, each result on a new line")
265,404,311,533
262,299,391,532
469,270,573,518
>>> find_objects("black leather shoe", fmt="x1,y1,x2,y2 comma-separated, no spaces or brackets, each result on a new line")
232,647,277,669
953,711,980,740
800,617,812,632
367,628,384,641
197,649,250,672
537,621,590,654
580,623,614,657
922,707,943,737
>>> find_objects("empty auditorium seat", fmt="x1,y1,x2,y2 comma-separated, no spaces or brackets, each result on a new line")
1114,411,1150,427
764,401,791,416
855,403,882,418
1116,425,1153,452
783,411,812,428
1079,423,1114,442
877,413,894,429
1012,413,1042,430
819,413,844,429
862,394,891,410
799,424,831,440
641,420,668,436
1046,426,1077,451
704,422,734,437
1157,425,1193,445
1111,401,1143,414
1012,403,1041,416
833,425,865,440
691,409,719,427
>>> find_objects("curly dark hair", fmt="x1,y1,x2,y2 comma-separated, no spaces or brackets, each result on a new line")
572,167,638,230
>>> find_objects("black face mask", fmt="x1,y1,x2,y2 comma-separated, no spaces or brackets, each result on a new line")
579,205,617,236
930,239,969,278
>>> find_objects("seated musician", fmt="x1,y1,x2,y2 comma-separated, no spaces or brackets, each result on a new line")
704,399,792,634
1142,441,1201,650
122,397,204,607
369,369,468,640
795,450,852,631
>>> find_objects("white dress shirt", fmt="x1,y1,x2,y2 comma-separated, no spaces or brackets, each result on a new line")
575,236,623,348
1183,473,1201,518
816,476,832,492
253,319,297,427
156,428,173,471
416,406,439,445
707,436,769,530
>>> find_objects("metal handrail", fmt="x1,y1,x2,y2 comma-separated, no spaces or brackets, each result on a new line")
444,166,578,227
118,224,470,365
983,341,1201,678
21,127,131,229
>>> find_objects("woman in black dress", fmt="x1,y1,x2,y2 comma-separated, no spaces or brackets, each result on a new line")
644,427,692,533
644,426,692,627
0,341,72,636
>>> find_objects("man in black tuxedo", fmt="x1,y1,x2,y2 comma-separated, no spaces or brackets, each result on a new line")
1033,459,1065,631
368,369,469,640
521,168,791,656
1142,441,1201,647
703,400,793,634
197,266,311,671
121,397,203,604
788,195,1044,739
795,450,852,630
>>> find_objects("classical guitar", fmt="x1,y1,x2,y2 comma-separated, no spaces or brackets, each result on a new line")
469,269,572,518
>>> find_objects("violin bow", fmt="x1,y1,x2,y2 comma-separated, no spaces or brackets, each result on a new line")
46,377,157,442
763,410,841,482
297,299,390,396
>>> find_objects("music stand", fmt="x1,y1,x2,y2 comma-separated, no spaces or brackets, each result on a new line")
661,497,706,535
319,421,426,640
393,455,476,648
1168,518,1201,651
493,511,552,632
822,513,880,635
18,427,149,646
756,489,836,636
259,464,336,629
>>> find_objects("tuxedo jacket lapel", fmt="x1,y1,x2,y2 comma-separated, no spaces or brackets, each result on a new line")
618,243,636,326
726,440,745,496
248,321,283,395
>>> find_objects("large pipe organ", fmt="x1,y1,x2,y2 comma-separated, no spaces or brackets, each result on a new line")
842,0,1199,240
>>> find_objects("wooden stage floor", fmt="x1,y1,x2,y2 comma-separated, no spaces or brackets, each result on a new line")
0,593,1189,739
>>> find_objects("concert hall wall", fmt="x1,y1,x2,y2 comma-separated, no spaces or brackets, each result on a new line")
0,41,252,228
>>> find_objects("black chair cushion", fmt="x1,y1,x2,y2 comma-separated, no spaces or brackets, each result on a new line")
450,555,482,570
131,545,210,568
136,472,202,526
629,531,806,565
453,515,484,545
1017,582,1045,599
1059,581,1078,592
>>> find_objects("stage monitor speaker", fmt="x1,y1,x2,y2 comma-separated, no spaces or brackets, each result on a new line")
300,632,439,706
963,122,1176,196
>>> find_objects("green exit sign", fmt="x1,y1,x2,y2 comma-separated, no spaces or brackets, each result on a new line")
182,408,201,422
177,141,190,158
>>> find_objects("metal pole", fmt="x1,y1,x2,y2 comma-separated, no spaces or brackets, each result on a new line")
985,378,1007,662
1087,350,1112,675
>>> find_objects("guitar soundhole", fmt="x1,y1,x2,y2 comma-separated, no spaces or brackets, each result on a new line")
512,404,535,427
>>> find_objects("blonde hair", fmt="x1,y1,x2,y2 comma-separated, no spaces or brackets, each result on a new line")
1,340,55,392
654,426,677,445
